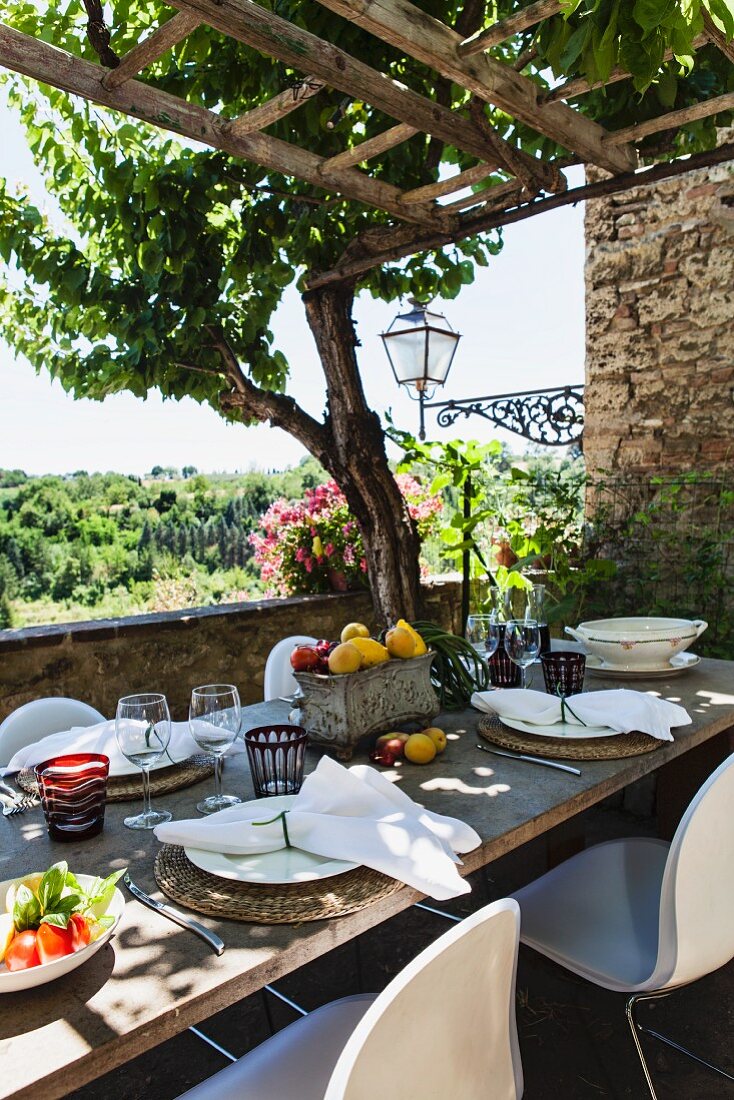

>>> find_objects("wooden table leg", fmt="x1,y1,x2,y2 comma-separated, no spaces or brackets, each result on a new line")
657,727,734,840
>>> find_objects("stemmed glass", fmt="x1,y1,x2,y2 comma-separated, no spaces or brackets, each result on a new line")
465,614,500,663
115,693,173,830
504,619,541,690
189,684,242,815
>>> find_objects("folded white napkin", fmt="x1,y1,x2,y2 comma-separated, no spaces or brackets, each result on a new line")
471,688,691,742
155,757,481,901
2,719,245,778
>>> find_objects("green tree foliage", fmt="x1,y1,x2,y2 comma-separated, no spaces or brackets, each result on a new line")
0,460,329,626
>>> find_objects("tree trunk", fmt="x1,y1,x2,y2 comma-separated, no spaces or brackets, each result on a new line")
302,282,422,626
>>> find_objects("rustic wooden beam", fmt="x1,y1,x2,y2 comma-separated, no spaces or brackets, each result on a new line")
306,140,734,289
101,11,201,89
702,8,734,64
309,0,637,174
400,162,497,203
468,95,563,194
323,123,418,170
171,0,520,171
0,23,447,229
459,0,562,57
228,77,324,137
605,91,734,145
443,178,523,210
543,34,709,103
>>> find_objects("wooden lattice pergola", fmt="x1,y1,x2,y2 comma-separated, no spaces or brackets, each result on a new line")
1,1,733,289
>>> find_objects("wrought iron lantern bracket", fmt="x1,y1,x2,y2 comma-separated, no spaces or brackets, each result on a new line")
424,384,585,447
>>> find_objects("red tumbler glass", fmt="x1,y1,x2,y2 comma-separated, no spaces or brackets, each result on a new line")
35,753,110,841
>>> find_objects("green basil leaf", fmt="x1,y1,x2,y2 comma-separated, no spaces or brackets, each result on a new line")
94,914,116,930
38,861,68,913
40,912,71,929
13,884,42,933
64,869,83,893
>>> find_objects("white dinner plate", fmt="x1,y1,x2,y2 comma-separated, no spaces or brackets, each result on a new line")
585,653,701,679
501,716,620,740
184,795,358,885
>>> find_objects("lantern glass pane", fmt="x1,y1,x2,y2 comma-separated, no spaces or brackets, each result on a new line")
426,330,460,385
384,330,429,385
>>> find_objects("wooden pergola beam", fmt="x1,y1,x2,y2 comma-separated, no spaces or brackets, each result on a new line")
228,77,324,137
459,1,562,58
702,8,734,64
323,123,418,170
0,23,448,230
605,91,734,145
306,140,734,290
442,178,522,211
400,162,497,204
309,0,637,174
101,11,201,89
543,34,709,103
171,0,517,174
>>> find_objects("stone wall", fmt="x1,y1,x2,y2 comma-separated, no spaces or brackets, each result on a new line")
584,155,734,475
0,581,461,723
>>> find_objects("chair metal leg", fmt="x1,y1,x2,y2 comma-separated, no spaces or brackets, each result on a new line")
626,993,659,1100
188,1026,238,1063
264,983,309,1017
414,902,462,923
627,989,734,1098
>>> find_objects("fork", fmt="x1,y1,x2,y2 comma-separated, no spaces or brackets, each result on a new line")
1,793,38,816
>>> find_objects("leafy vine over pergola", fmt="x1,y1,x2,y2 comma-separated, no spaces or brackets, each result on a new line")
0,2,732,625
1,1,732,290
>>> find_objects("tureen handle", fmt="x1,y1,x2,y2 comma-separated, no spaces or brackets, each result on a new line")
692,619,708,637
564,626,584,643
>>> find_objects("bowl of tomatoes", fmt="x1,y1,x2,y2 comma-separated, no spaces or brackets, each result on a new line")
0,861,124,993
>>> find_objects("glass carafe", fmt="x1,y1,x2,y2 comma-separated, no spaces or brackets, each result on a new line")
526,584,551,655
488,587,513,623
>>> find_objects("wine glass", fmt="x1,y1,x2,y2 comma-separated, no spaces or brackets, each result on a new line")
189,684,242,815
115,693,173,830
504,619,541,690
465,614,500,661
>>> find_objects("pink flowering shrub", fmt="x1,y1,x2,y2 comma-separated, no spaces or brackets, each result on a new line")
250,476,442,597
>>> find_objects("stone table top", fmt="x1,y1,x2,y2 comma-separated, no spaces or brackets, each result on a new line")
1,660,733,1099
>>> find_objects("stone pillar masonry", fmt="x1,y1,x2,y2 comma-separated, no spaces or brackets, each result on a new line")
584,141,734,479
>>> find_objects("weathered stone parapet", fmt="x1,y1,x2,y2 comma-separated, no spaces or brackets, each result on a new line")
584,146,734,477
0,580,461,722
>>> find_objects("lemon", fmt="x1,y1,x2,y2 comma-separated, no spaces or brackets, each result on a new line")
396,620,427,656
0,913,15,963
422,727,448,753
385,627,416,660
340,622,371,643
348,637,390,668
5,873,43,916
328,641,362,675
404,733,437,765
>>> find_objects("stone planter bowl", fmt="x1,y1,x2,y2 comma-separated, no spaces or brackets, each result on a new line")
291,651,439,760
565,616,707,672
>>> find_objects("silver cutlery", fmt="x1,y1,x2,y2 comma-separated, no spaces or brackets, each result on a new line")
123,873,225,956
1,793,39,816
476,743,581,776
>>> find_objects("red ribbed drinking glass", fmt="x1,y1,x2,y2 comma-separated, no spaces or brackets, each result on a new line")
35,753,110,841
244,725,308,798
541,651,586,696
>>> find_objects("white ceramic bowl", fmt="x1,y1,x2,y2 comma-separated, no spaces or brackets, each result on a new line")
0,873,124,993
565,617,707,672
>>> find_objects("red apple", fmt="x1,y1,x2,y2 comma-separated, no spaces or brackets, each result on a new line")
290,645,320,672
369,749,397,766
375,734,407,758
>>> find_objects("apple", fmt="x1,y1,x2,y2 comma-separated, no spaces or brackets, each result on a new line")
369,748,397,766
290,645,320,672
375,733,408,758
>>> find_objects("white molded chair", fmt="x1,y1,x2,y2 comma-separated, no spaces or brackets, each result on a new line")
177,897,523,1100
0,696,105,767
512,752,734,1099
263,635,317,701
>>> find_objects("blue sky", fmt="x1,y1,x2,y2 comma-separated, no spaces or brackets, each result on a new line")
0,86,585,475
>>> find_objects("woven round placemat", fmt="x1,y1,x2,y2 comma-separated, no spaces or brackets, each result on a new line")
477,715,662,760
154,844,404,924
18,755,215,803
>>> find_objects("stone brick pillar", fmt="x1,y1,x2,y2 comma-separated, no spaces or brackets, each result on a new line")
584,155,734,476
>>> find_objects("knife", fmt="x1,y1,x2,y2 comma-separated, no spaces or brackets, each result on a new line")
476,743,581,776
123,873,225,956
